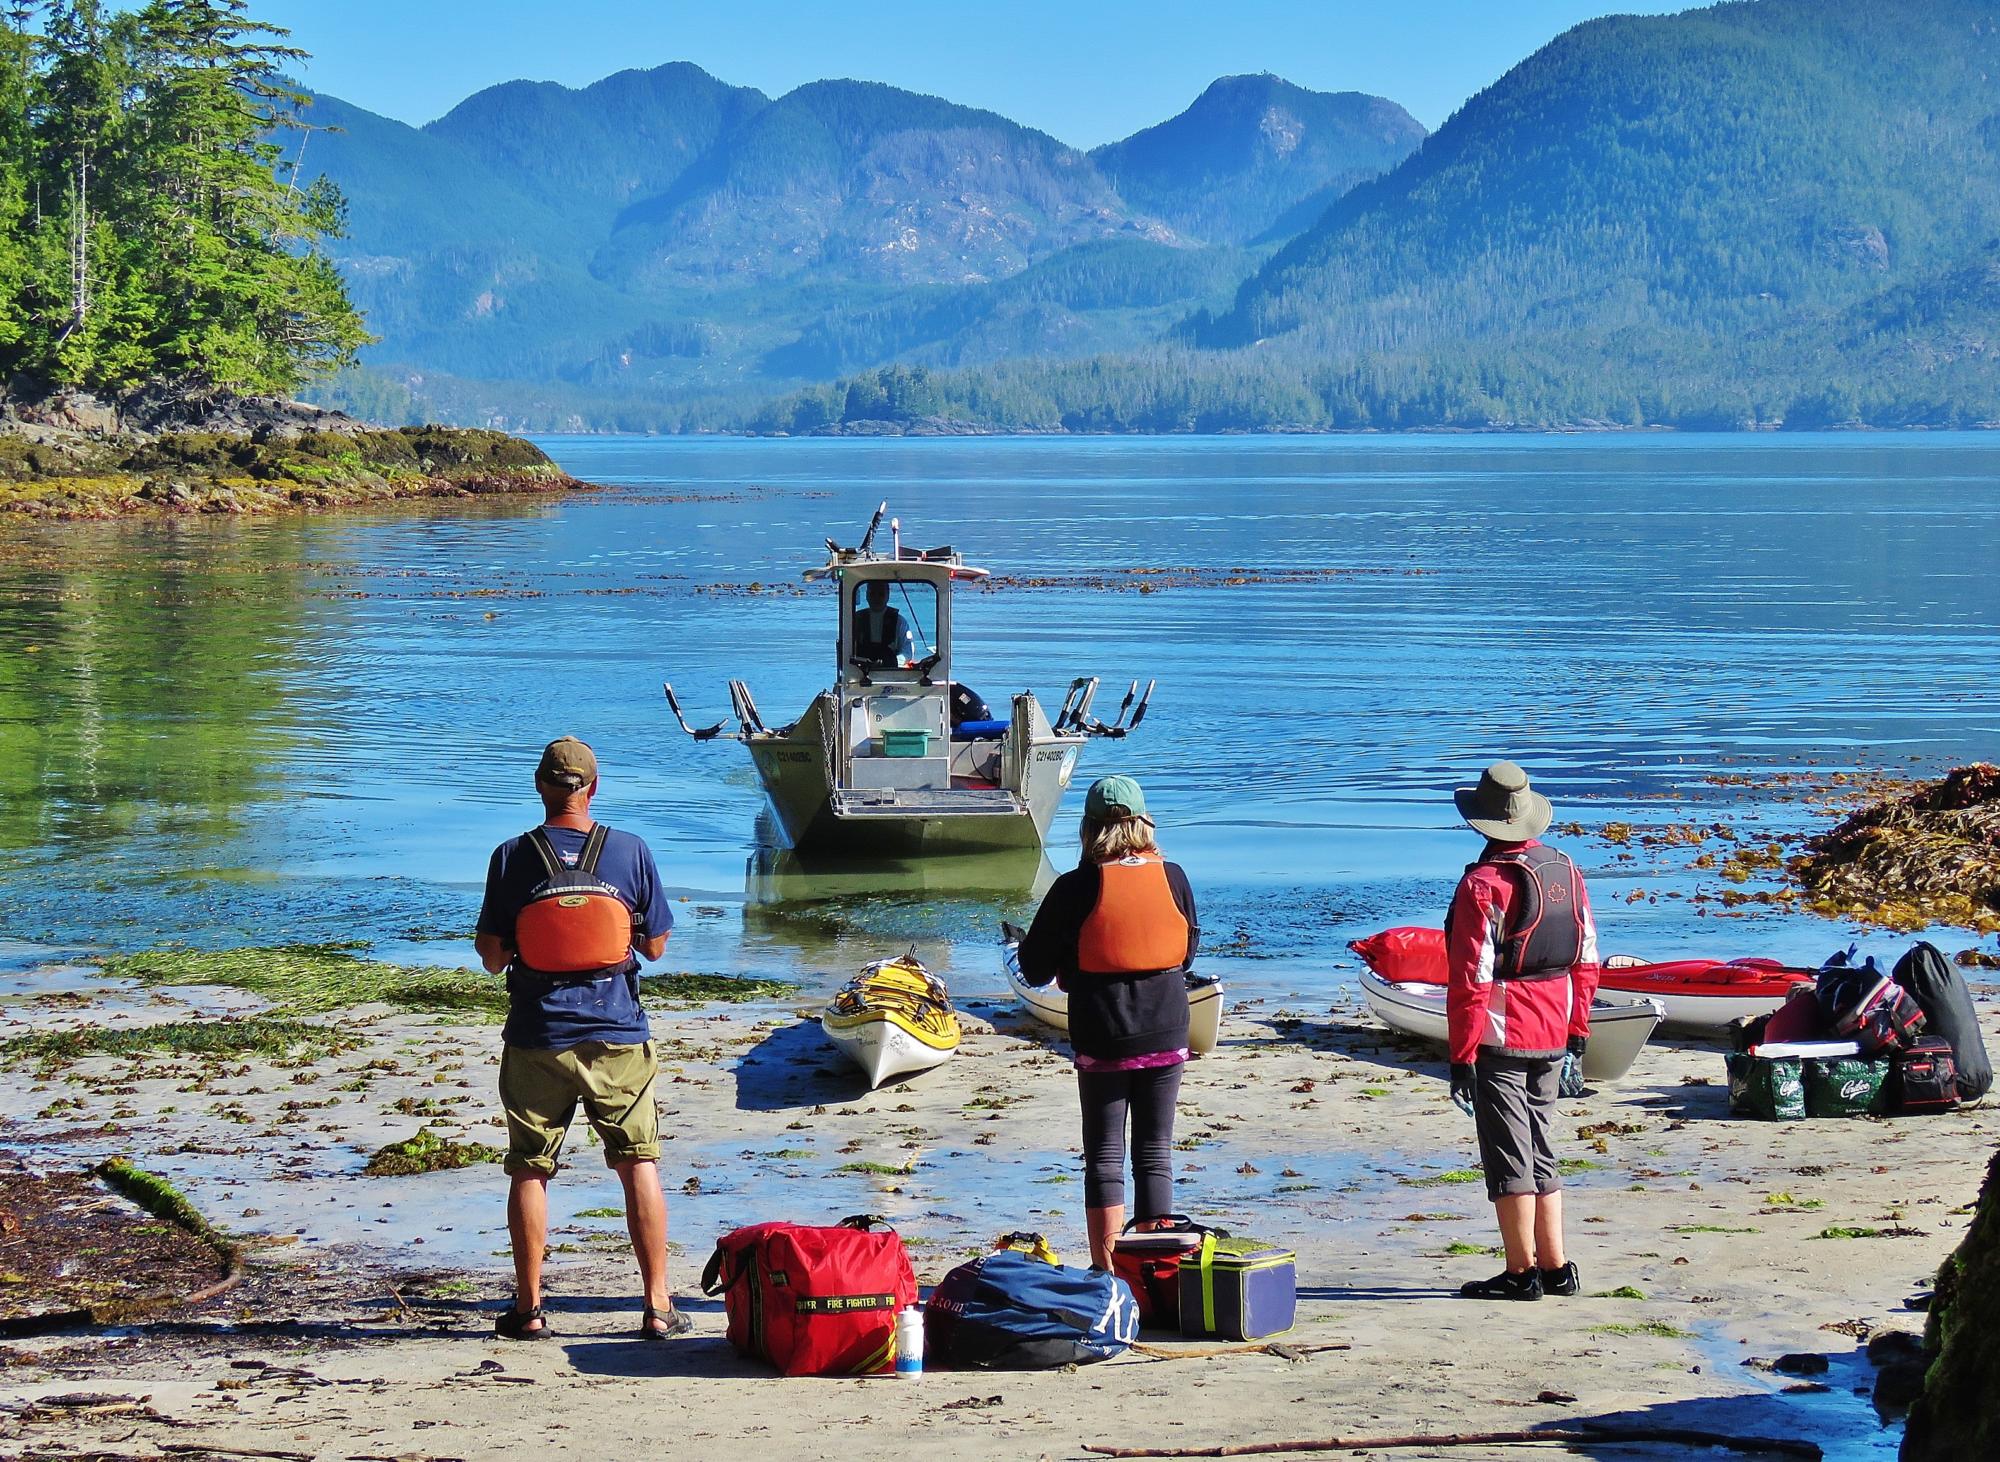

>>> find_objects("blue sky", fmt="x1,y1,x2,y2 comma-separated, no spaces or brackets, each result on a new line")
261,0,1690,146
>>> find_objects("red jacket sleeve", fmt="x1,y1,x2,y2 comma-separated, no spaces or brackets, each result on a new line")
1445,867,1508,1067
1569,865,1600,1041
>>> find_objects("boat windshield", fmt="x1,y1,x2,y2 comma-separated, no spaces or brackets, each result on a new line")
849,577,938,668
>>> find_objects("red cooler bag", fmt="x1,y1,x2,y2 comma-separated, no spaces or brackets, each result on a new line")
1110,1216,1210,1328
701,1215,915,1376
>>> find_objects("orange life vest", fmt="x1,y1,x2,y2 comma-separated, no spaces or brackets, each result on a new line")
1077,853,1190,975
513,825,635,976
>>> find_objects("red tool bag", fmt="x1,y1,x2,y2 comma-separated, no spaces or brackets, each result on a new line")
700,1215,915,1376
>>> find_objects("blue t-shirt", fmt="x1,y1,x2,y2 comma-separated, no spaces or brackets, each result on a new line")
477,823,674,1050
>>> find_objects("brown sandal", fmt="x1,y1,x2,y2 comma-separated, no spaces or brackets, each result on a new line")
495,1304,549,1339
639,1304,692,1341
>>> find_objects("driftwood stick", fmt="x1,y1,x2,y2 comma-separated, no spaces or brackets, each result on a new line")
161,1443,318,1461
1081,1425,1823,1459
1127,1341,1352,1362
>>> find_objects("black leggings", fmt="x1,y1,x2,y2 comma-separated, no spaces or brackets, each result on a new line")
1077,1063,1183,1214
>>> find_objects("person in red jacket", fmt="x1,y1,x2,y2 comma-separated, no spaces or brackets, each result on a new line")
1444,761,1599,1301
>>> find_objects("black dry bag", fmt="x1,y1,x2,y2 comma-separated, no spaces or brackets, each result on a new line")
1892,942,1992,1102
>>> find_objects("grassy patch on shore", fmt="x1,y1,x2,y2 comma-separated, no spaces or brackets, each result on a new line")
6,1017,353,1066
362,1127,504,1177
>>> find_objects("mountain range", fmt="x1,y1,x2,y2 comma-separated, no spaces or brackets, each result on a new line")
311,0,2000,434
300,68,1424,426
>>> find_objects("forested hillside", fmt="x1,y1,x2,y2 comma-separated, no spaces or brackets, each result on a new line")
752,0,2000,433
0,0,365,394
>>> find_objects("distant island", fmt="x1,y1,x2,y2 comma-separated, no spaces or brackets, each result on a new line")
0,2,581,518
290,0,2000,436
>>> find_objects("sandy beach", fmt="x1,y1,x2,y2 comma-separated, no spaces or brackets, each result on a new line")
1,946,1992,1462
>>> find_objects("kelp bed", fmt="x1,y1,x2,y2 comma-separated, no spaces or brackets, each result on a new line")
0,1157,235,1334
1792,763,2000,934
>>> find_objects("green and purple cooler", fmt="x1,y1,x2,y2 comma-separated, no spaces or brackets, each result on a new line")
1177,1233,1296,1340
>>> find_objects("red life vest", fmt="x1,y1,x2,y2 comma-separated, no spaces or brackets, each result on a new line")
1077,853,1191,975
512,825,635,976
1476,843,1584,982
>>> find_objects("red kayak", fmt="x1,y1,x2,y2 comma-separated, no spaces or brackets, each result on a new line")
1349,927,1813,1033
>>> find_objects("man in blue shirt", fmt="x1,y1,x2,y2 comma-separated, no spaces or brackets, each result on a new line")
475,736,684,1341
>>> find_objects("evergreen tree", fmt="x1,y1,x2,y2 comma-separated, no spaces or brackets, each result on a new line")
0,0,368,393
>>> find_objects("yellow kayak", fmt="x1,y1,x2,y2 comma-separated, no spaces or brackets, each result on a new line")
821,954,961,1088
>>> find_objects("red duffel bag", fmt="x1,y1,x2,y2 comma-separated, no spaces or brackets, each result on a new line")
700,1215,915,1376
1349,926,1447,984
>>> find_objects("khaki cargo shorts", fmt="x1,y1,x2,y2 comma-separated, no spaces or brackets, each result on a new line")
498,1040,660,1176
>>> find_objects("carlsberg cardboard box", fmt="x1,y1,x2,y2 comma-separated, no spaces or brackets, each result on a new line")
1804,1056,1891,1118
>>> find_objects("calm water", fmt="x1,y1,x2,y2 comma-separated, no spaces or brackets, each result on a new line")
2,434,1997,990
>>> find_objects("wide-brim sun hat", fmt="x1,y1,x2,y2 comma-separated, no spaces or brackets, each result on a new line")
1454,760,1552,841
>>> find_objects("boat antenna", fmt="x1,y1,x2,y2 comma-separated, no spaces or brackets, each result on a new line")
857,501,888,554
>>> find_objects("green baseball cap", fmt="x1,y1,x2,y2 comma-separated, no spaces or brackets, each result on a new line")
1084,774,1148,822
536,735,598,788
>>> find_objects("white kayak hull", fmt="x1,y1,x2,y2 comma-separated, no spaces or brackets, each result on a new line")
820,1012,956,1087
1602,988,1793,1035
1357,967,1664,1082
1001,940,1223,1055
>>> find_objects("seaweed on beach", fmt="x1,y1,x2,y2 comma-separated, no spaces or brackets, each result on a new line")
98,944,511,1020
361,1126,503,1177
92,946,797,1018
1792,763,2000,932
641,972,801,1004
0,1158,236,1331
5,1016,353,1067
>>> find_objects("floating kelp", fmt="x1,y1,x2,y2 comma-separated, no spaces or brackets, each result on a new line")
1791,763,2000,933
361,1127,503,1177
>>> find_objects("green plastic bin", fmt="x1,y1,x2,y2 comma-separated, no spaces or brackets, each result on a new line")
881,729,932,758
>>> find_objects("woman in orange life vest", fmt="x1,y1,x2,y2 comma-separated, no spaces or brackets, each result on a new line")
1018,775,1199,1271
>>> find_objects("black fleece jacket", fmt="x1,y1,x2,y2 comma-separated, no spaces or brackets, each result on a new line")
1017,859,1200,1060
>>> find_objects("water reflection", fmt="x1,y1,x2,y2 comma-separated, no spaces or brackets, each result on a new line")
0,522,313,858
741,842,1057,975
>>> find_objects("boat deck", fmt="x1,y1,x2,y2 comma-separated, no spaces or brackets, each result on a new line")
830,787,1026,819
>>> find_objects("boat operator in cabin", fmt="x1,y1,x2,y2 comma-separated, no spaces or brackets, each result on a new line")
852,577,917,667
474,736,688,1342
1444,760,1600,1302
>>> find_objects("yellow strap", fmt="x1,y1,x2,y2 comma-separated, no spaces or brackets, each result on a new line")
1199,1231,1218,1334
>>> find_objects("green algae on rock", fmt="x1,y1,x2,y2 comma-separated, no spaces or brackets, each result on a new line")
362,1126,503,1177
0,386,590,521
1903,1146,2000,1461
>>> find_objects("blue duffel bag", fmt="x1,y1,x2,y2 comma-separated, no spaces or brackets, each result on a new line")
925,1250,1139,1368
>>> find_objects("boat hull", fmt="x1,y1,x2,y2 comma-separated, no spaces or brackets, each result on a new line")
1357,967,1664,1082
820,1012,957,1087
1001,940,1223,1055
1598,959,1813,1034
748,692,1082,855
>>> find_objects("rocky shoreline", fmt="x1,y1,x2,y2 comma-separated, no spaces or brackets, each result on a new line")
0,380,588,520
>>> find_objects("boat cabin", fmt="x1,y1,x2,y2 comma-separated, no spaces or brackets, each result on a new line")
832,557,1005,795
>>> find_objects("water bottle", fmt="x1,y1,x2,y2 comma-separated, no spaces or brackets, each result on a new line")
894,1304,924,1377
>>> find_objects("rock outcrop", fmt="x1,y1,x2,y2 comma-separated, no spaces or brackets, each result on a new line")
1902,1145,2000,1460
